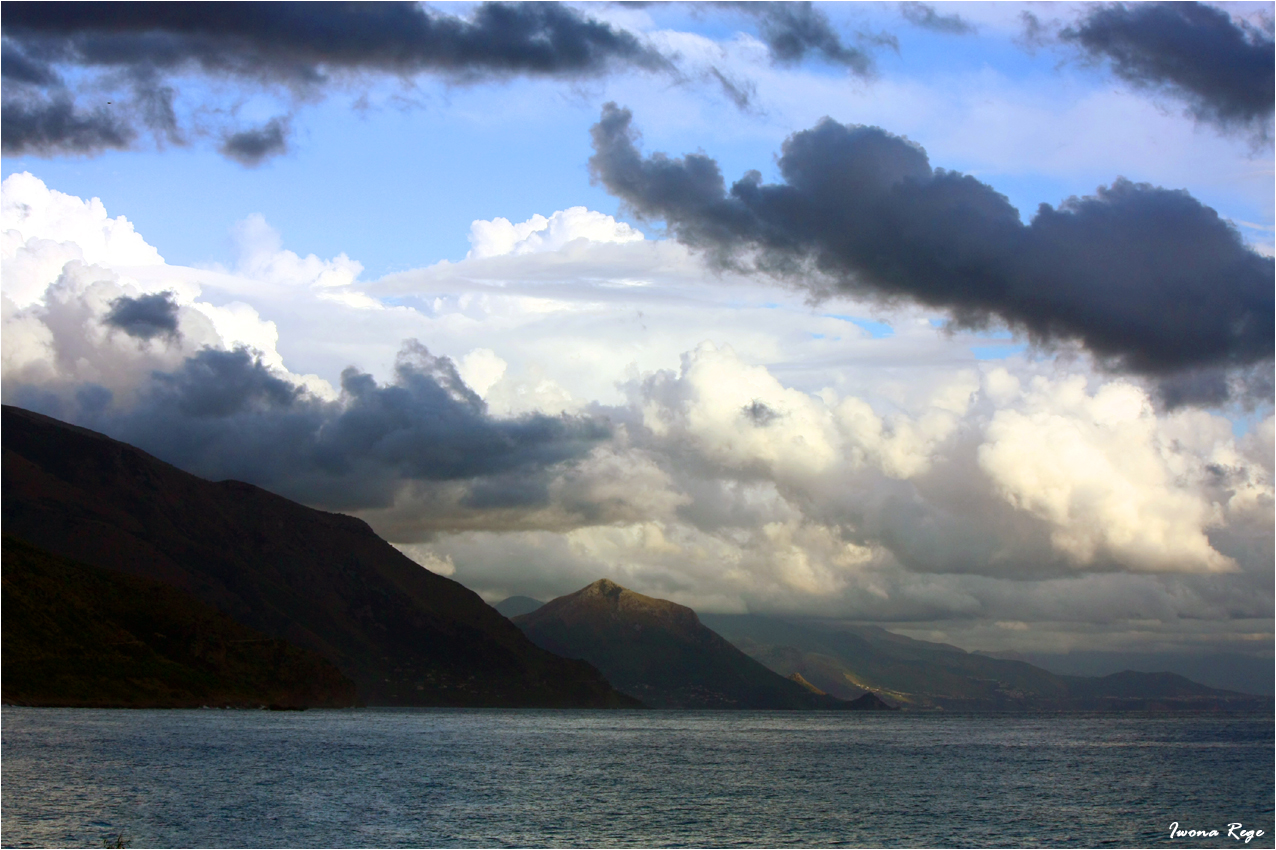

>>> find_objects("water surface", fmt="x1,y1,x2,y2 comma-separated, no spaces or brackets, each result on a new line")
3,708,1271,848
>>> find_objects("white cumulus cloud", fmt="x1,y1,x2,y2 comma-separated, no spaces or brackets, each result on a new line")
978,377,1240,574
467,207,644,259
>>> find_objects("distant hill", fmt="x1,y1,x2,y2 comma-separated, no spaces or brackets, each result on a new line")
1,405,638,709
976,649,1275,697
3,536,357,709
513,579,891,710
700,614,1270,711
494,596,545,618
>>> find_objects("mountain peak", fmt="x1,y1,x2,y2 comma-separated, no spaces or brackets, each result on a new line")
518,579,698,632
585,578,625,597
511,580,858,710
510,576,857,709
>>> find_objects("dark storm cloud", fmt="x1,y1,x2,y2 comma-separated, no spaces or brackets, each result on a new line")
733,2,877,75
63,342,608,512
102,291,181,340
0,44,61,84
1061,2,1274,140
219,117,290,167
1155,362,1276,411
1,1,669,158
1,95,137,156
589,104,1274,393
899,3,974,35
0,2,667,80
150,346,300,416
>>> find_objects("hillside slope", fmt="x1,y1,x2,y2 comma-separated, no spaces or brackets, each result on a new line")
2,405,637,708
3,535,357,708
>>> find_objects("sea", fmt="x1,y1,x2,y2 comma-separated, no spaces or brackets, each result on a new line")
2,708,1272,849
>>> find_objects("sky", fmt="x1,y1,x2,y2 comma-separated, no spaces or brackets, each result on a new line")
2,1,1273,665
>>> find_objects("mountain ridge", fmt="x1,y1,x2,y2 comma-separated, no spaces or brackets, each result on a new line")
2,404,638,708
514,579,892,710
700,613,1270,711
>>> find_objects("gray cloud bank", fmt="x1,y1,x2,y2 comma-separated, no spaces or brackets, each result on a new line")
1060,2,1274,141
589,104,1274,405
16,341,608,514
1,1,669,159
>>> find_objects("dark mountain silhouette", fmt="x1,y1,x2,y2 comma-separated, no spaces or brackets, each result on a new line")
513,579,892,709
700,614,1270,711
1,405,638,708
494,596,545,618
3,535,357,708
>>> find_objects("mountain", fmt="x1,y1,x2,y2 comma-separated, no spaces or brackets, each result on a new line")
3,535,357,709
494,596,545,618
975,649,1276,697
2,405,638,708
513,579,891,709
700,614,1270,711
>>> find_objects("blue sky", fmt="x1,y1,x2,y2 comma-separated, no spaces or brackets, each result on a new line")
2,1,1273,661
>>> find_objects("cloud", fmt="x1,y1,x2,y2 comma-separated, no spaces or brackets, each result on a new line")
977,377,1237,574
2,173,611,517
393,544,458,577
1061,2,1274,142
1015,11,1054,52
219,117,290,167
1,0,926,161
1,174,319,395
16,340,610,515
706,66,756,110
103,290,180,340
230,213,365,291
899,2,975,35
3,174,1270,642
732,2,878,75
621,344,1260,580
0,95,137,157
3,256,295,411
0,2,668,81
588,103,1274,402
467,207,644,259
0,2,670,160
1,171,164,309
